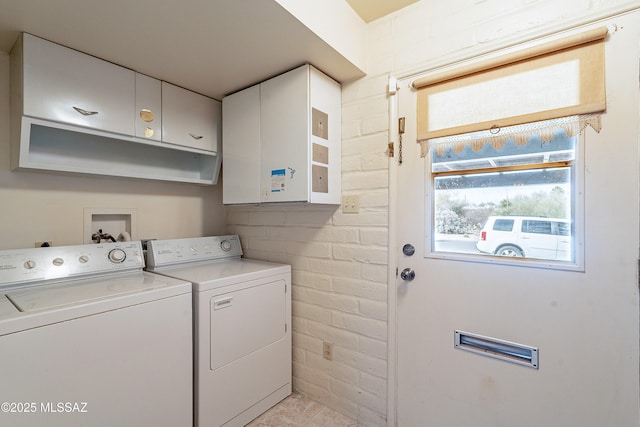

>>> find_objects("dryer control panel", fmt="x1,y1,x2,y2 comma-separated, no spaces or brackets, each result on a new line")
146,235,243,268
0,241,144,287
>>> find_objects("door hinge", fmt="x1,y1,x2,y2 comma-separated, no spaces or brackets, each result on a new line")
388,142,395,157
285,323,288,332
395,267,399,278
285,284,287,293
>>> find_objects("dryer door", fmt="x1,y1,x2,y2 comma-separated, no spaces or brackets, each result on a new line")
210,279,286,370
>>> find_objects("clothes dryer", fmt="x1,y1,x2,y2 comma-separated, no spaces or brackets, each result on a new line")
146,235,291,427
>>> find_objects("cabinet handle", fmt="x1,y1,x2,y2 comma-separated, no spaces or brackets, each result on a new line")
189,133,204,140
73,106,99,116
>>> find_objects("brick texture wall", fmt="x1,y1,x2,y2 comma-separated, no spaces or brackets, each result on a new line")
226,178,389,426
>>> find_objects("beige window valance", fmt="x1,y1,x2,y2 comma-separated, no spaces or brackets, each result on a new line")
415,26,608,143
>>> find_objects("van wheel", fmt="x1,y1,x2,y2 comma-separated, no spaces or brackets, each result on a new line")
496,245,523,257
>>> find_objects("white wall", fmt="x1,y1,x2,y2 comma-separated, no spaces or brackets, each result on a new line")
229,0,640,426
226,200,389,425
274,0,368,74
0,52,226,250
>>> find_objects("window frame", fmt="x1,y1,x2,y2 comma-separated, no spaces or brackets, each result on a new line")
424,130,585,272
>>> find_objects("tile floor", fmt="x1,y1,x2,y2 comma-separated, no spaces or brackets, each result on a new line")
246,392,367,427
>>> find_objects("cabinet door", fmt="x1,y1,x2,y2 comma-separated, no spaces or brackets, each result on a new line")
162,82,219,152
135,73,162,141
21,33,135,135
222,85,261,204
260,66,309,202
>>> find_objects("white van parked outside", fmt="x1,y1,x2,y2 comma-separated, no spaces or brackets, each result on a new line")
476,216,572,261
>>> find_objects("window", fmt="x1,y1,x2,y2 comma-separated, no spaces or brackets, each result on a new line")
416,27,606,268
522,220,552,235
493,219,514,232
557,222,571,236
430,119,578,263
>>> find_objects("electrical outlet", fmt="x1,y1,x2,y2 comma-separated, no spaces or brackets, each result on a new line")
35,241,53,248
342,195,360,214
323,341,333,360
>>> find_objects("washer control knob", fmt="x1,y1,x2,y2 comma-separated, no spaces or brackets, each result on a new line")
52,257,64,267
24,260,36,269
79,255,90,264
220,240,232,252
108,249,127,263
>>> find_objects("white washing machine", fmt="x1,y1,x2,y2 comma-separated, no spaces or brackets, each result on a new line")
146,235,291,427
0,241,192,427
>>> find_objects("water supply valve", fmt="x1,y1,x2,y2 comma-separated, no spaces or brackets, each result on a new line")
91,229,116,244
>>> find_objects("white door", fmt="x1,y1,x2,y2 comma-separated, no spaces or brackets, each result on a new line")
393,12,640,427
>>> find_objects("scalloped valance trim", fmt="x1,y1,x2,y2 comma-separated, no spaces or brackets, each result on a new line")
419,114,601,158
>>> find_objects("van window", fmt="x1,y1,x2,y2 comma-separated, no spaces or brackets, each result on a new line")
522,220,552,234
557,222,571,236
493,219,514,232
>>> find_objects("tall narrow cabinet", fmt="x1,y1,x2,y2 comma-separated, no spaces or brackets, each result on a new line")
223,64,341,204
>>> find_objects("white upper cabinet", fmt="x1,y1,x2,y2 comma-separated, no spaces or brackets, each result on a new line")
20,33,135,136
11,33,221,185
259,66,310,203
222,64,341,205
162,82,220,152
222,85,261,204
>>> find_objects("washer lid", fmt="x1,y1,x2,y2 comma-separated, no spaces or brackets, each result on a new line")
0,295,19,320
6,272,186,313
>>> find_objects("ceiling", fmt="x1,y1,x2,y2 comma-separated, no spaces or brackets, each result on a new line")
0,0,415,100
347,0,420,22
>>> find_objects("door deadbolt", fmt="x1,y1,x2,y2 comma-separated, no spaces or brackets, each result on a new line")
400,268,415,281
402,244,415,256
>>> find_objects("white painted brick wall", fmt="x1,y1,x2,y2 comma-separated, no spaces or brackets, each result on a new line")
227,201,390,426
226,1,635,425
